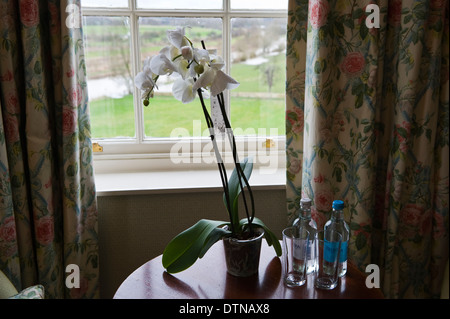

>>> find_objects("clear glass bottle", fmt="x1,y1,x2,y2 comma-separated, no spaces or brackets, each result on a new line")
324,200,350,277
293,198,318,274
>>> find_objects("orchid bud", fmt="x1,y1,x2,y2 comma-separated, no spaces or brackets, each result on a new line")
181,46,193,60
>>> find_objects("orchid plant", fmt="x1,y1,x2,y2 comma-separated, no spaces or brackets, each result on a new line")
135,27,281,273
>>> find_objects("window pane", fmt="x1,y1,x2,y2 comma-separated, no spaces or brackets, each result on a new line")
230,0,288,10
83,16,135,138
230,18,287,137
136,0,222,10
138,17,223,138
81,0,128,8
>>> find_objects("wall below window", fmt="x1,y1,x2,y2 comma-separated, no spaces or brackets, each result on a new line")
97,188,288,299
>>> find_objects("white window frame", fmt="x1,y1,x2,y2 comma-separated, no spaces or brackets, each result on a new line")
81,0,287,175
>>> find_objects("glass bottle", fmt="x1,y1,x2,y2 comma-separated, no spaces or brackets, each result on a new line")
293,198,318,274
324,200,350,277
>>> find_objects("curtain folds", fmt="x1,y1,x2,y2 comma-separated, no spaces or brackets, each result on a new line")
0,0,99,298
286,0,449,298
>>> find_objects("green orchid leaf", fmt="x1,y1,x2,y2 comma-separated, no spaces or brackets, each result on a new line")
162,219,227,273
223,157,253,229
241,217,282,257
199,225,231,258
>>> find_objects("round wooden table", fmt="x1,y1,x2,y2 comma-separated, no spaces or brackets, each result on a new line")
113,240,384,299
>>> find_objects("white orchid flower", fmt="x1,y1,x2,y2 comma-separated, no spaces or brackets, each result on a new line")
194,49,210,64
150,53,177,76
188,48,211,77
210,54,225,71
192,63,239,96
160,45,183,61
210,70,240,96
172,77,196,104
135,56,158,92
174,58,190,79
134,71,155,91
142,56,155,75
167,27,189,49
134,27,238,103
159,45,190,79
191,51,239,96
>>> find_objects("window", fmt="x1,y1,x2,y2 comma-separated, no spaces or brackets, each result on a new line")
81,0,287,173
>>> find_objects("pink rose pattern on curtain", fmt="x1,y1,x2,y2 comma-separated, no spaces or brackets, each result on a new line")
0,0,99,298
286,0,449,298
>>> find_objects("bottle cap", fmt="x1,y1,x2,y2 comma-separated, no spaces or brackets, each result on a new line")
300,198,312,208
332,200,344,210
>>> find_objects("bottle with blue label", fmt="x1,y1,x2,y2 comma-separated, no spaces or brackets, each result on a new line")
324,200,349,277
293,198,318,274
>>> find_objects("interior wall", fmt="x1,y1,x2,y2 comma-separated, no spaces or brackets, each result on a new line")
97,188,288,299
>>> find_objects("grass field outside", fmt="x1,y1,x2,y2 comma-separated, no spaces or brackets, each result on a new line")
89,94,285,138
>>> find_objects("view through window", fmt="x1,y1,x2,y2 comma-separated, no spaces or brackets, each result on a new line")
81,0,287,142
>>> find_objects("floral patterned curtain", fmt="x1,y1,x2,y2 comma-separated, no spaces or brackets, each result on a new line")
286,0,449,298
0,0,99,298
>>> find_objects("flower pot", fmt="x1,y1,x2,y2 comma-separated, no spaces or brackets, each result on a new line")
222,227,264,277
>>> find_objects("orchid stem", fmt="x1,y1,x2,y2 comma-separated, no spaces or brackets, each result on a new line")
217,93,255,233
199,39,254,235
197,88,234,235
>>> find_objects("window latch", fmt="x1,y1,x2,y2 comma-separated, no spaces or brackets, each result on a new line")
263,138,275,148
93,142,103,153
